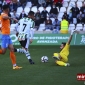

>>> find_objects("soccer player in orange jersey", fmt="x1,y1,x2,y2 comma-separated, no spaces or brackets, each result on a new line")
0,5,22,69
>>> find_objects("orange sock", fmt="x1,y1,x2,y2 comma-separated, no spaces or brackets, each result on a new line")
10,52,16,65
0,49,3,54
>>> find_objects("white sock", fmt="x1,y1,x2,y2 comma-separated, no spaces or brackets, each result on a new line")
13,64,16,67
23,49,31,60
17,48,24,53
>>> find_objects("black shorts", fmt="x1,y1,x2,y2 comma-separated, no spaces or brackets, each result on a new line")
19,39,29,48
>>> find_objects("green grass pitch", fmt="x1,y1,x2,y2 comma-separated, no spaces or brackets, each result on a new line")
0,46,85,85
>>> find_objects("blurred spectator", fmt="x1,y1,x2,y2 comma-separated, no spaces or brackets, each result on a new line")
9,1,13,12
46,0,53,7
41,7,48,23
35,10,41,27
3,0,7,5
19,0,26,8
77,11,85,24
70,4,79,24
68,10,72,24
82,12,85,24
12,0,17,3
45,17,53,30
50,3,58,18
19,10,27,19
0,0,2,8
60,17,69,34
0,7,2,15
80,3,85,14
8,12,12,24
6,0,11,4
38,0,46,7
31,0,38,6
11,10,19,23
54,0,63,9
53,18,61,33
26,0,31,2
63,11,69,21
16,0,21,7
8,12,11,17
13,1,18,11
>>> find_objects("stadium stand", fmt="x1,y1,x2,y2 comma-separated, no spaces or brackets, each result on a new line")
10,24,16,31
77,1,82,7
24,6,30,15
26,1,32,8
38,24,45,31
69,24,75,33
31,6,38,13
46,6,51,13
38,6,44,13
0,0,85,34
63,2,68,7
16,6,23,16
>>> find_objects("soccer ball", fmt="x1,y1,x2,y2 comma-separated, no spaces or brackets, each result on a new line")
41,56,48,63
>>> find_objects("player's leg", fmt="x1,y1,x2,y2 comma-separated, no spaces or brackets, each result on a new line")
53,53,60,60
53,53,70,66
14,41,25,53
23,48,34,64
25,39,34,64
22,39,34,64
0,35,7,54
55,60,70,66
55,55,70,66
14,39,34,64
8,38,22,69
0,47,7,54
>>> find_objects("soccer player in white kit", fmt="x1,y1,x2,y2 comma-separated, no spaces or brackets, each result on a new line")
14,11,35,64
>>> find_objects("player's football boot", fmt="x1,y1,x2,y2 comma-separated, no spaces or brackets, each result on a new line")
29,59,35,64
53,56,60,60
13,66,22,69
65,63,70,66
53,53,60,60
30,61,35,64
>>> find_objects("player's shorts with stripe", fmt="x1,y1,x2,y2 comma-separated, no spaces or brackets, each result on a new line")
1,34,12,48
60,53,68,62
19,38,30,49
53,53,68,62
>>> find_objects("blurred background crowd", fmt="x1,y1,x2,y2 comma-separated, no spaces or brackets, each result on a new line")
0,0,85,34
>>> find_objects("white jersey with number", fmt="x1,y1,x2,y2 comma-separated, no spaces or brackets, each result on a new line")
16,17,35,40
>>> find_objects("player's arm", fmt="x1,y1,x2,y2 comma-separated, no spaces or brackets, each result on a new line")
67,35,73,45
15,22,20,36
30,28,34,43
0,20,2,30
2,15,12,20
2,15,18,22
67,30,75,45
30,21,35,43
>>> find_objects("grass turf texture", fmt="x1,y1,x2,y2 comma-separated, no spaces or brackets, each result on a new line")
0,46,85,85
